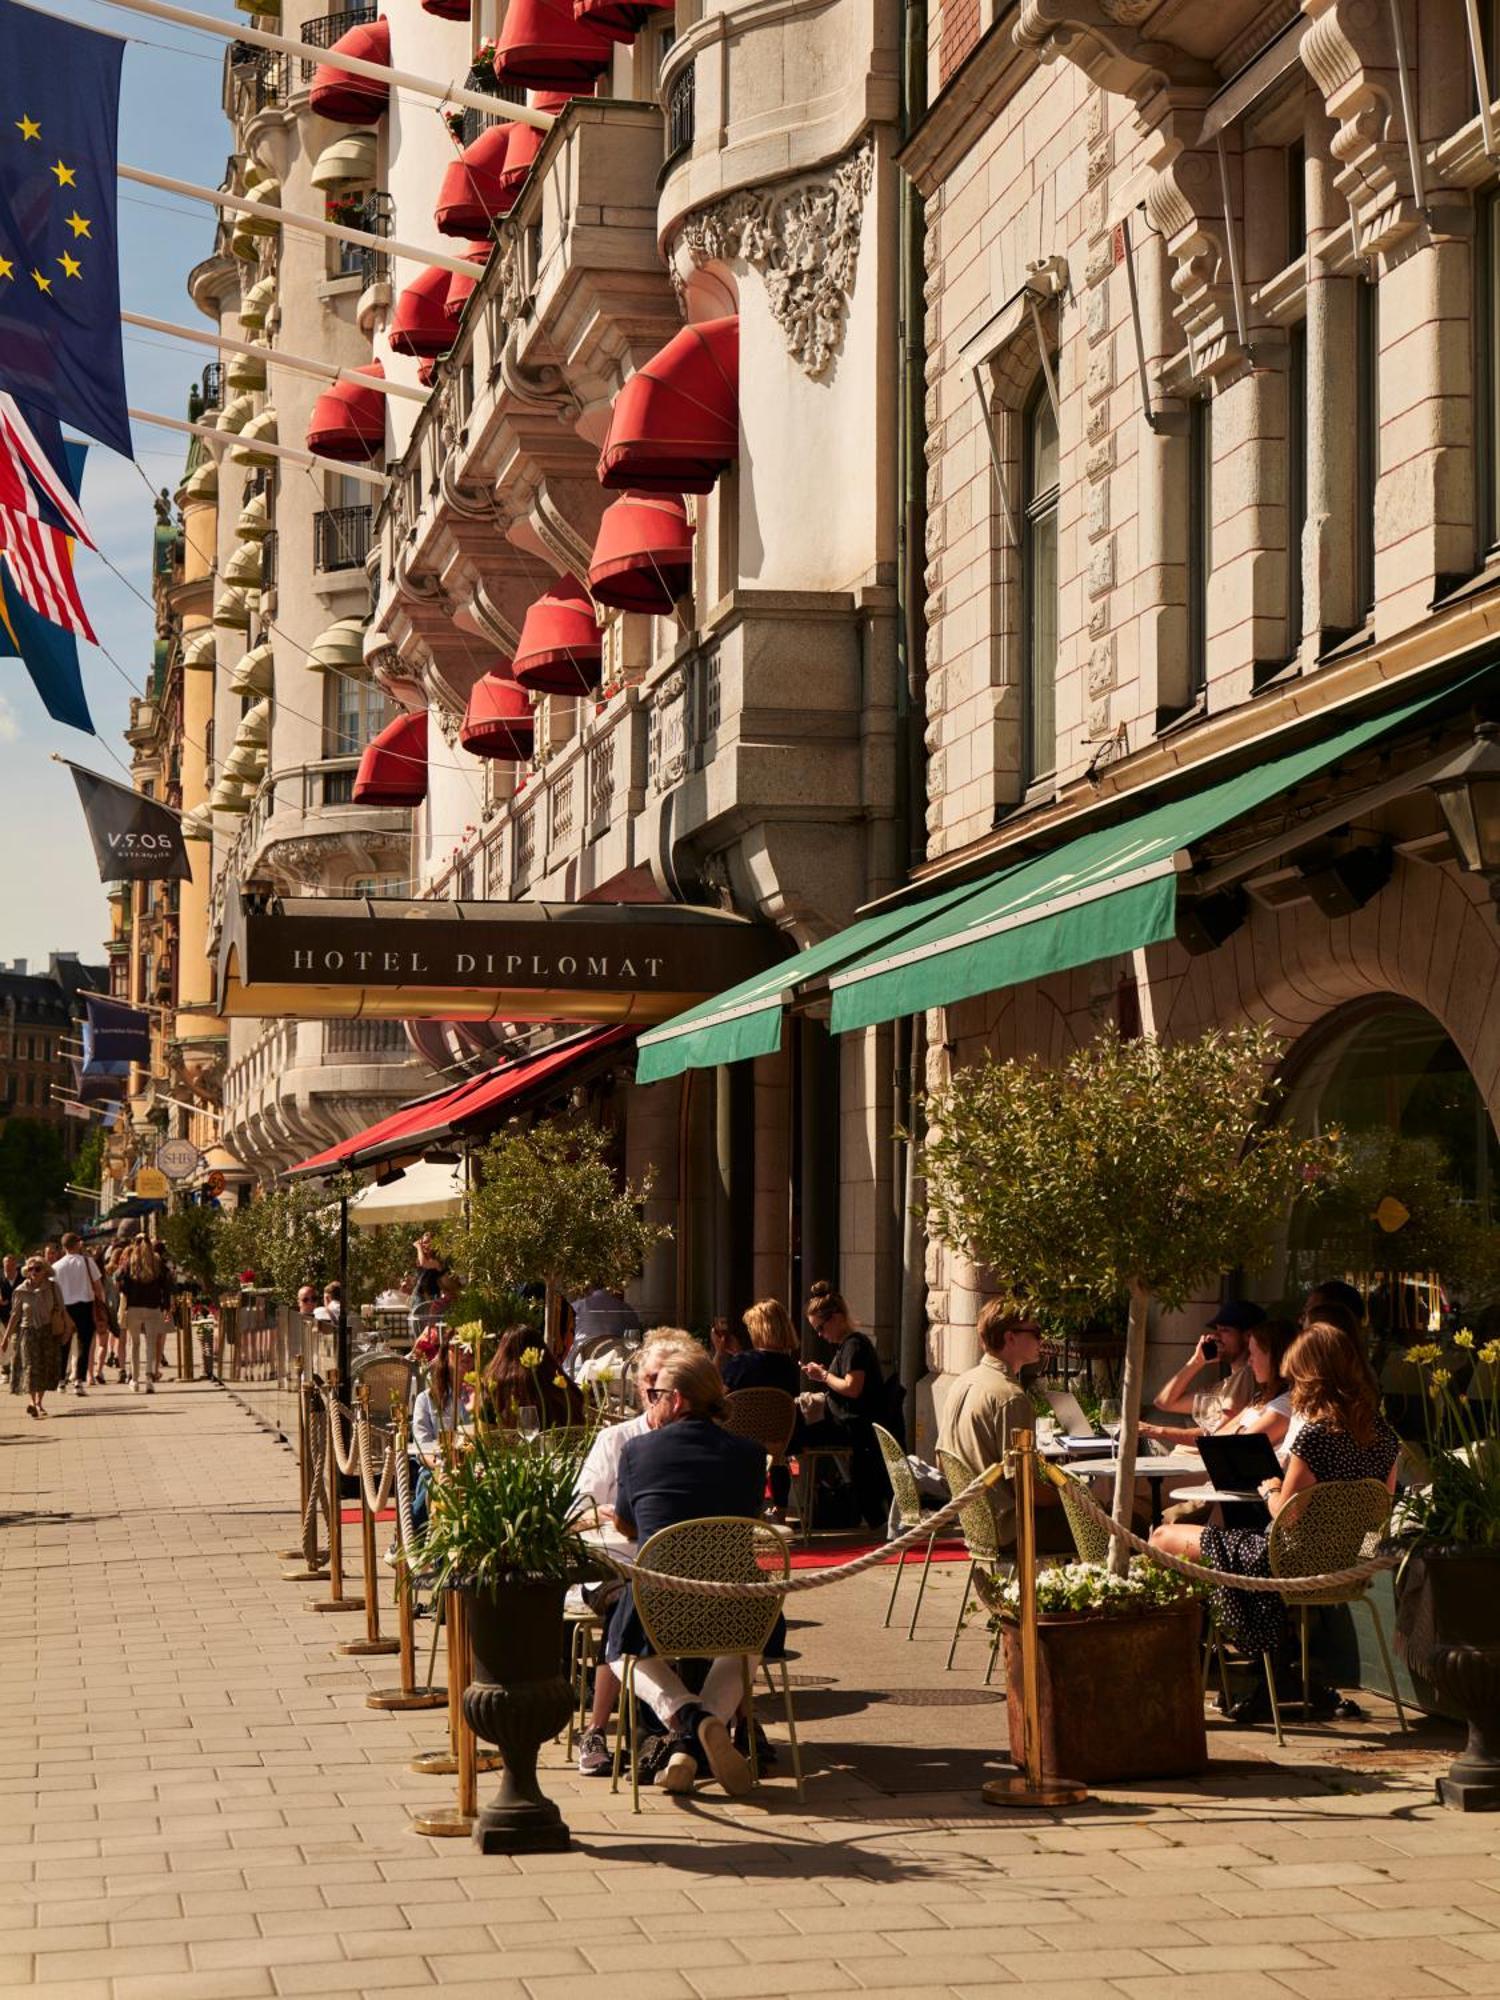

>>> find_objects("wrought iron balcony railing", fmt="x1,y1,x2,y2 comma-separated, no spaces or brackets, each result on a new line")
313,505,373,573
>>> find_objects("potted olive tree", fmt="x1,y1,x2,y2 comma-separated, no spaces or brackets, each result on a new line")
923,1023,1340,1782
1393,1337,1500,1809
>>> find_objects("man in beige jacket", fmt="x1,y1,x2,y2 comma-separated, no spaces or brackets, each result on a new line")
938,1300,1071,1554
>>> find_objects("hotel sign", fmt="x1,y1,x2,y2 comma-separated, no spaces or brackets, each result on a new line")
221,899,779,1025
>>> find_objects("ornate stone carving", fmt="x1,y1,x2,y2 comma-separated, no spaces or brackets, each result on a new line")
676,139,875,379
1299,0,1417,255
1014,1,1213,101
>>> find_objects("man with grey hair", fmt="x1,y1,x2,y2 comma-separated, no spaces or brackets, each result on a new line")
571,1328,700,1776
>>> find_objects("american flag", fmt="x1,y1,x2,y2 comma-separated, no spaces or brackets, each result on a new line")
0,393,95,643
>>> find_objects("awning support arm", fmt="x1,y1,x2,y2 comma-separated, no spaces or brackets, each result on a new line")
1026,295,1061,429
1388,0,1428,218
1120,215,1159,431
972,365,1019,545
1464,0,1500,161
1212,137,1251,363
1191,742,1458,893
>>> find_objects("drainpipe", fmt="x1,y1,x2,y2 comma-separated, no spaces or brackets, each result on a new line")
894,0,929,1411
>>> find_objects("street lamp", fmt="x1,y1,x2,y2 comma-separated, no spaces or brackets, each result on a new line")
1428,722,1500,896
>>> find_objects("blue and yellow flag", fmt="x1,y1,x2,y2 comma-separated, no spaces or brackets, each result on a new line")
0,0,129,458
0,428,92,732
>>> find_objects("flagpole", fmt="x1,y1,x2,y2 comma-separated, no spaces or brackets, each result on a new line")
96,0,556,132
122,311,429,405
118,166,480,280
126,408,391,489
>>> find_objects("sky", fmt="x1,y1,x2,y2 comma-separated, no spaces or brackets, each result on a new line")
0,0,240,974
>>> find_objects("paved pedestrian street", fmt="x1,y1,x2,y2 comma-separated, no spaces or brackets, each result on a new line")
3,1378,1499,2000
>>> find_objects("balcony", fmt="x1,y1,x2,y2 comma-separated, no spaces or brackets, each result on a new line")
206,758,412,915
230,44,291,114
298,5,376,82
221,1014,421,1178
259,528,278,594
665,62,694,169
314,505,373,573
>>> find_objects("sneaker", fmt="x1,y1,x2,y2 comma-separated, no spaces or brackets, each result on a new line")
145,1383,155,1395
690,1710,752,1797
659,1748,698,1795
576,1727,612,1777
382,1544,399,1568
74,1382,86,1396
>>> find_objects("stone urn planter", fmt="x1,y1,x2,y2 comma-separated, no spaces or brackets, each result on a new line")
461,1579,574,1854
1396,1546,1500,1810
1002,1598,1208,1785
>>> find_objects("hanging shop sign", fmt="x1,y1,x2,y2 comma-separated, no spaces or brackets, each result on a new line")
133,1166,171,1199
156,1138,204,1182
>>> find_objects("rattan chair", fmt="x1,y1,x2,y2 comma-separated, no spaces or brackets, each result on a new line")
1244,1477,1407,1745
564,1602,603,1760
351,1352,414,1425
937,1447,1011,1683
1056,1467,1112,1563
723,1387,797,1486
609,1515,803,1812
873,1423,938,1637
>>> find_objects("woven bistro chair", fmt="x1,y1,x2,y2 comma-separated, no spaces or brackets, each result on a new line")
610,1515,803,1813
1056,1467,1112,1563
874,1423,938,1638
937,1448,1012,1684
1246,1477,1407,1746
351,1352,414,1425
722,1387,797,1489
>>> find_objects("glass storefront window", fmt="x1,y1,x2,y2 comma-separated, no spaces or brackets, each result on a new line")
1272,1003,1500,1347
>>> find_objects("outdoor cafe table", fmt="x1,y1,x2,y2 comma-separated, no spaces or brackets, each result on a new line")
1043,1449,1207,1528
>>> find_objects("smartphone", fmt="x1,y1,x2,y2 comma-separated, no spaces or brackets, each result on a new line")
1201,1335,1219,1360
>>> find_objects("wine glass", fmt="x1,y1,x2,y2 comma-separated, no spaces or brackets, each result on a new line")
1098,1397,1121,1442
1035,1413,1060,1452
1192,1391,1219,1435
518,1404,541,1443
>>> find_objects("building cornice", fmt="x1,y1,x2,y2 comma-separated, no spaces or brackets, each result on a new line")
897,6,1033,195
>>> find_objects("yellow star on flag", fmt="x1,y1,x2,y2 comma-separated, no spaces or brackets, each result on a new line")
65,211,91,239
49,159,75,188
14,115,40,142
30,267,51,293
0,254,12,282
57,251,82,280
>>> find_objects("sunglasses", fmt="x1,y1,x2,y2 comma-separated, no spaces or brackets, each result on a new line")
643,1385,669,1404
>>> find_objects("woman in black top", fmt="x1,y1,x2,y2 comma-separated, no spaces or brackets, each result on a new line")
795,1282,891,1529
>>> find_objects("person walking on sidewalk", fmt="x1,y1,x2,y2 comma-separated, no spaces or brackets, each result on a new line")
3,1255,67,1420
1,1254,19,1395
52,1233,104,1396
117,1235,171,1393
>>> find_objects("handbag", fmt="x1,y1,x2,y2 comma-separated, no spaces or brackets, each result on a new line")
46,1282,69,1342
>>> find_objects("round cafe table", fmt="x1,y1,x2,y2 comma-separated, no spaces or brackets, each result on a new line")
1044,1451,1207,1528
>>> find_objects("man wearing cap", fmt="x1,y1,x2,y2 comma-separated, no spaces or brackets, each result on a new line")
1150,1301,1263,1426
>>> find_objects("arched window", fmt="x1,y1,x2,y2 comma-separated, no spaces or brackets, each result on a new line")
1022,381,1059,784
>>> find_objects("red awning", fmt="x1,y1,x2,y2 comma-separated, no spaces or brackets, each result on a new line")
461,666,535,760
489,95,569,199
493,0,611,88
587,492,693,613
435,125,514,236
511,574,602,697
353,709,428,806
573,0,669,40
290,1024,635,1173
422,0,470,14
598,316,738,494
444,239,492,324
309,17,392,123
389,264,454,358
306,360,387,463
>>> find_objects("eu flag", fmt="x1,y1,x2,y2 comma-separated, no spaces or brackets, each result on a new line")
0,0,129,458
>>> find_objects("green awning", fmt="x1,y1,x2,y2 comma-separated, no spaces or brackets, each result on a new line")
633,870,997,1084
828,672,1485,1035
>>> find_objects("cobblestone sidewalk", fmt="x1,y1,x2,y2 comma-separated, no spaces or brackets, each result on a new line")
2,1376,1498,2000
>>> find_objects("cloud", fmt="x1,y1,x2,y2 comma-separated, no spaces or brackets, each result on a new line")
0,692,20,743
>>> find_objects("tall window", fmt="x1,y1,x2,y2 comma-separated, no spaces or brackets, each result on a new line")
1022,380,1059,784
1286,321,1307,660
1284,138,1306,268
1187,396,1213,698
1355,280,1379,624
326,678,394,759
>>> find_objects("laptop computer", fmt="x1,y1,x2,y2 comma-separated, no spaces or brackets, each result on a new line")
1197,1430,1281,1498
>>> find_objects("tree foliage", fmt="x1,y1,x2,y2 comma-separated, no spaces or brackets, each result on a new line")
922,1024,1343,1573
171,1179,411,1304
922,1023,1341,1314
439,1120,668,1301
0,1118,71,1246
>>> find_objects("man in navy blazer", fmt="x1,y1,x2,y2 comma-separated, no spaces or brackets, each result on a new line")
608,1349,770,1796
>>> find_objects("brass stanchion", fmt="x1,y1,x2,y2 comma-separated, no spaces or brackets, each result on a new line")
412,1590,481,1835
338,1395,400,1657
369,1410,446,1711
284,1378,329,1581
309,1376,364,1615
279,1357,310,1563
982,1429,1088,1810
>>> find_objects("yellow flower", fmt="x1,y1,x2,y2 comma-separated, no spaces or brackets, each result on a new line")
553,1373,568,1390
1455,1328,1476,1350
520,1345,544,1370
1406,1342,1443,1367
1431,1367,1452,1390
1481,1340,1500,1369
